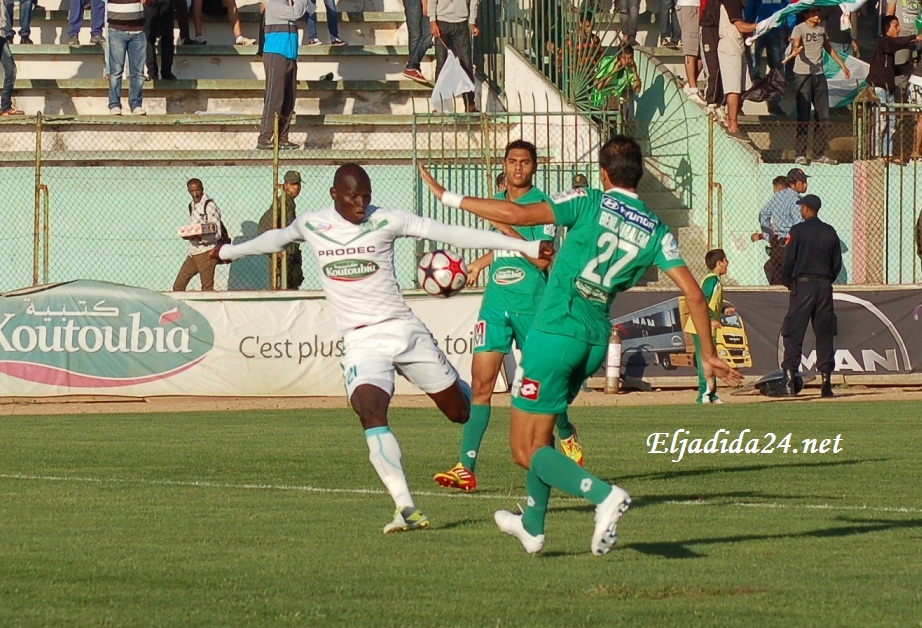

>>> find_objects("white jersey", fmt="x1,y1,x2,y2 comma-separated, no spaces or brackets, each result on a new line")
220,205,542,335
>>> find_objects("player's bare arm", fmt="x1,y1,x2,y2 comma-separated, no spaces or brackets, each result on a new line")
418,164,555,226
666,265,743,387
466,252,493,286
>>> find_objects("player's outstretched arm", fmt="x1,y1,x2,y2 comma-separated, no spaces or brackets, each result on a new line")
420,218,553,261
210,222,304,263
666,265,743,387
418,164,554,226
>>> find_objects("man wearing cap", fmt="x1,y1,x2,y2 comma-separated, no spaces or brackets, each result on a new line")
755,167,809,285
779,193,842,397
258,170,303,289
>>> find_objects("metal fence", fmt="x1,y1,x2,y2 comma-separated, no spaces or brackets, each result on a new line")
0,110,618,294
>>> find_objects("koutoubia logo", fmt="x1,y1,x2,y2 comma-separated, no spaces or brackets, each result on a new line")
0,280,214,387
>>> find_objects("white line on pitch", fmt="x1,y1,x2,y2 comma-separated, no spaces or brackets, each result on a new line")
1,473,919,515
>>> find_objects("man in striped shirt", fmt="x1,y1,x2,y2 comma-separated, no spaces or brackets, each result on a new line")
107,0,147,115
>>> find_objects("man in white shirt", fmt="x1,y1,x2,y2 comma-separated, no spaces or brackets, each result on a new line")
174,178,223,291
213,163,553,534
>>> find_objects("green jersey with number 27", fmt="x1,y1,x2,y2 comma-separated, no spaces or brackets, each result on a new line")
533,186,686,345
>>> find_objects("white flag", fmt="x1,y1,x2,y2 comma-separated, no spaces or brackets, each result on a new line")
429,50,475,112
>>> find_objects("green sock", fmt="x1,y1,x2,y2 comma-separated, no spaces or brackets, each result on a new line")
459,404,490,472
521,469,551,536
555,412,575,440
530,446,611,505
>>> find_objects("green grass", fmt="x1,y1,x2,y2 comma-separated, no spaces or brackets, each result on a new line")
1,401,920,625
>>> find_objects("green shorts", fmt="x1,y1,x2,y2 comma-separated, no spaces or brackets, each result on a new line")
473,307,534,355
511,329,607,415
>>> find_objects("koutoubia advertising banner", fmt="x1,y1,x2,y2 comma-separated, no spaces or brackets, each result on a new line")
3,281,922,397
0,281,484,397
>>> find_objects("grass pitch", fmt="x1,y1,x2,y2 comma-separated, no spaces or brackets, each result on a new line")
1,400,920,625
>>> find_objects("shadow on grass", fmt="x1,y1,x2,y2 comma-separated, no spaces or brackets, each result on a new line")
627,517,922,559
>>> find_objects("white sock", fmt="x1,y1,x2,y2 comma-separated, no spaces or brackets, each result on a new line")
365,427,414,510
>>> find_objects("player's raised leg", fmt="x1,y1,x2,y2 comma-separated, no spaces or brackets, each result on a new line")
433,349,503,491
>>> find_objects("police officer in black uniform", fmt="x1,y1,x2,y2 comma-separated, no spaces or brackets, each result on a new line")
779,194,842,398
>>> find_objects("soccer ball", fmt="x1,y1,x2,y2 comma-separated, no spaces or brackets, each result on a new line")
417,249,468,297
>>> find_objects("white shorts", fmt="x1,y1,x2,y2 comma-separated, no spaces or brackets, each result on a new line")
341,316,458,400
717,47,747,95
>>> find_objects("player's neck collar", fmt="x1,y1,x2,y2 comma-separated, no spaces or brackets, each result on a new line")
604,186,638,198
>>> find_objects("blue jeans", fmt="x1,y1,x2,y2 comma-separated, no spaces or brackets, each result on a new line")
108,28,146,110
68,0,105,37
0,40,15,111
618,0,639,37
4,0,33,38
873,87,895,157
403,0,430,70
746,30,784,82
658,0,678,41
305,0,338,40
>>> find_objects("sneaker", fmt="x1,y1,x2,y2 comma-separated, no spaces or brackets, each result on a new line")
794,155,808,165
813,155,837,165
494,510,545,554
194,35,206,45
68,34,79,45
330,37,347,46
278,140,300,150
433,463,477,492
306,37,322,46
109,107,122,116
402,68,429,84
559,435,584,467
697,394,712,404
683,85,706,106
161,72,178,80
19,36,33,45
235,35,256,45
590,486,631,556
131,106,147,115
710,396,725,404
90,33,105,44
383,506,430,534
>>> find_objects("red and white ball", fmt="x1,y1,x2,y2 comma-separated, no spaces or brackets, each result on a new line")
417,249,468,297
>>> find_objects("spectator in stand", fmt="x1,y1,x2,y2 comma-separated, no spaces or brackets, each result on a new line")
225,0,257,45
699,0,724,115
717,0,756,134
305,0,346,46
617,0,639,44
790,6,850,165
429,0,479,113
558,10,603,90
496,172,507,193
887,0,921,96
402,0,432,83
145,0,177,80
175,0,207,45
744,0,788,115
660,0,680,48
68,0,105,45
822,6,859,59
4,0,34,44
866,15,922,158
108,0,147,115
676,0,704,104
0,5,23,115
174,178,223,292
257,0,308,149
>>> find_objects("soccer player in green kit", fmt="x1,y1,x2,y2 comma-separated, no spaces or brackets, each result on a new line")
433,140,584,493
419,135,742,555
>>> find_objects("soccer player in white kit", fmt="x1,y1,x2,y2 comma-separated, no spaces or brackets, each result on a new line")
213,164,553,533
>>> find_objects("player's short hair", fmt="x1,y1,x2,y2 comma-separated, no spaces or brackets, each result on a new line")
504,139,538,164
882,15,899,31
705,248,726,270
772,175,788,187
599,135,643,189
186,178,203,189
